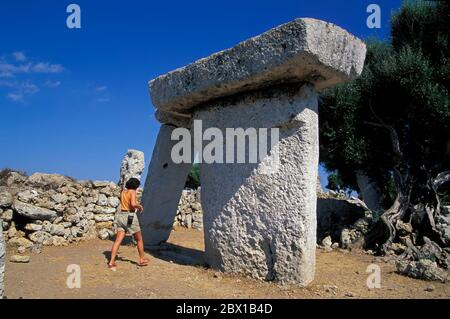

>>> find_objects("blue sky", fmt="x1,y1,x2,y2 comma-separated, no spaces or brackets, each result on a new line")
0,0,403,186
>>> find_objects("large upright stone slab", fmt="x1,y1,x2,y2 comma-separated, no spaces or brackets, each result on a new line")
147,17,366,285
0,219,5,298
140,125,192,246
196,83,318,284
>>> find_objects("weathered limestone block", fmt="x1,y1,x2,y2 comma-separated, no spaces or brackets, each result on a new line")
140,124,193,246
356,170,382,212
149,18,366,119
13,200,57,221
147,17,366,285
0,219,5,298
196,84,318,284
119,149,145,188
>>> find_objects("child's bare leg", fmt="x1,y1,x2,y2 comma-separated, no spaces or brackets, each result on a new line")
109,231,126,266
133,231,148,265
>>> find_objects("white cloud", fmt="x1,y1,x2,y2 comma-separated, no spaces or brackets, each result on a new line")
4,80,39,103
0,79,17,88
7,92,24,103
22,81,39,94
95,85,108,92
0,62,31,75
44,80,61,88
0,53,64,77
1,51,64,103
31,62,64,73
13,51,27,62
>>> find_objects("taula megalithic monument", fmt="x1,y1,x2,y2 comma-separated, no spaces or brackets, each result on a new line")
140,18,366,285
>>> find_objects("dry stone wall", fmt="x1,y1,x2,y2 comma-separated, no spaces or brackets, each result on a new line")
0,172,123,250
0,170,202,255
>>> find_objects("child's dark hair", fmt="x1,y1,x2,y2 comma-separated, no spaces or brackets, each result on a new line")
125,178,141,190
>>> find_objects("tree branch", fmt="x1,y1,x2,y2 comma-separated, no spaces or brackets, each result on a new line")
364,121,403,158
433,171,450,189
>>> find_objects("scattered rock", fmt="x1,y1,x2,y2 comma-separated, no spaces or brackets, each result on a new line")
3,171,26,186
0,191,13,208
24,223,43,231
425,285,435,292
7,225,17,238
30,244,42,254
13,200,57,221
8,237,33,249
26,173,72,188
323,285,338,294
92,181,113,188
94,214,115,222
396,259,448,283
98,228,114,240
17,190,39,203
50,224,66,236
1,209,13,222
340,228,360,249
108,196,120,208
29,231,53,245
321,236,332,251
97,194,109,206
390,242,407,255
10,255,30,263
52,236,68,247
51,193,68,204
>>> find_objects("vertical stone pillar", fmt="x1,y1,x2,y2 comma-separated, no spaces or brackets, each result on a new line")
0,219,5,298
140,124,192,246
119,149,145,188
146,18,366,285
196,84,319,284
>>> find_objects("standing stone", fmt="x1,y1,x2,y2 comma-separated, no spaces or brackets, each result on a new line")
140,125,193,245
196,84,318,284
119,149,145,188
356,170,382,212
0,219,5,298
147,18,366,285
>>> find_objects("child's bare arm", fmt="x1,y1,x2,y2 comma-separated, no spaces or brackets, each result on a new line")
130,190,144,212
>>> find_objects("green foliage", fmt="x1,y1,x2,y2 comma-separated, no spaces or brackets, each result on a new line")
319,0,450,208
185,163,200,189
326,172,342,191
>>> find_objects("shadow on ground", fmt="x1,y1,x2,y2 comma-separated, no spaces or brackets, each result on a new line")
102,241,206,267
146,242,206,267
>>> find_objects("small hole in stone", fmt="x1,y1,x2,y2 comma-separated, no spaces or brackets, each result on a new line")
163,163,168,168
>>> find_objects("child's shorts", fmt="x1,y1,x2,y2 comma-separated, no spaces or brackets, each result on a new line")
114,212,141,236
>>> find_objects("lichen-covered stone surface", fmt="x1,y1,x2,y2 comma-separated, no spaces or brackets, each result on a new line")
140,125,193,246
196,84,318,285
119,149,145,188
174,189,203,230
149,18,366,117
0,219,5,298
145,18,367,285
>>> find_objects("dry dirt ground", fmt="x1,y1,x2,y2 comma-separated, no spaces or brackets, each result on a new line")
4,227,450,299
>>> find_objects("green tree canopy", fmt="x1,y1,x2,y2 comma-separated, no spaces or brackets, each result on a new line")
319,0,450,253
